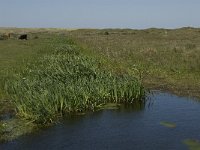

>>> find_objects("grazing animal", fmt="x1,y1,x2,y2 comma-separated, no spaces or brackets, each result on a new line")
18,34,27,40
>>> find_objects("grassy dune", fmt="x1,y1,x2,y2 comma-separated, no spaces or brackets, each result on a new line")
69,28,200,98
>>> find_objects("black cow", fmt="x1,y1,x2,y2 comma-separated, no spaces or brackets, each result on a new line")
18,34,27,40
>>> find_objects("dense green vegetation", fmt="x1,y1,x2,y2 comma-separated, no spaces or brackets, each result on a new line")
0,33,59,97
69,28,200,98
0,32,67,119
0,27,200,141
2,36,145,124
0,33,71,140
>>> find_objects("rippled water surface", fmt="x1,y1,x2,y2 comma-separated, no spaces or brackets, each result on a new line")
1,92,200,150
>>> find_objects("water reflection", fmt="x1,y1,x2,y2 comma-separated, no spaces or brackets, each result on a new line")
117,100,146,113
1,92,200,150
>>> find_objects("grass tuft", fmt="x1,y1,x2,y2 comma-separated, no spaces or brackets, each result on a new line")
4,41,145,124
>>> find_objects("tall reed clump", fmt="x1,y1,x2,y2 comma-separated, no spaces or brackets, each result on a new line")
4,41,145,124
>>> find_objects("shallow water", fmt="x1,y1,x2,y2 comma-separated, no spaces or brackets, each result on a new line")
1,92,200,150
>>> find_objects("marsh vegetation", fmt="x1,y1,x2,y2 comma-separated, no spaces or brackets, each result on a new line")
4,39,145,123
2,92,200,150
69,28,200,98
0,27,200,142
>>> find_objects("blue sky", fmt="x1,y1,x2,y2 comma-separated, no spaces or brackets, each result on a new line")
0,0,199,29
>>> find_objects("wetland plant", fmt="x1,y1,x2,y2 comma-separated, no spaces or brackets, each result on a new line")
4,42,145,124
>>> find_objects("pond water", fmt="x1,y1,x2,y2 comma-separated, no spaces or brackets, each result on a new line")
1,91,200,150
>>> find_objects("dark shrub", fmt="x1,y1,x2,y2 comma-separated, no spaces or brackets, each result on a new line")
104,31,109,35
18,34,28,40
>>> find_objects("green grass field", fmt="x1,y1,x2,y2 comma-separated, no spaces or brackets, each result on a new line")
69,28,200,98
0,32,69,116
0,29,145,123
0,27,200,141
